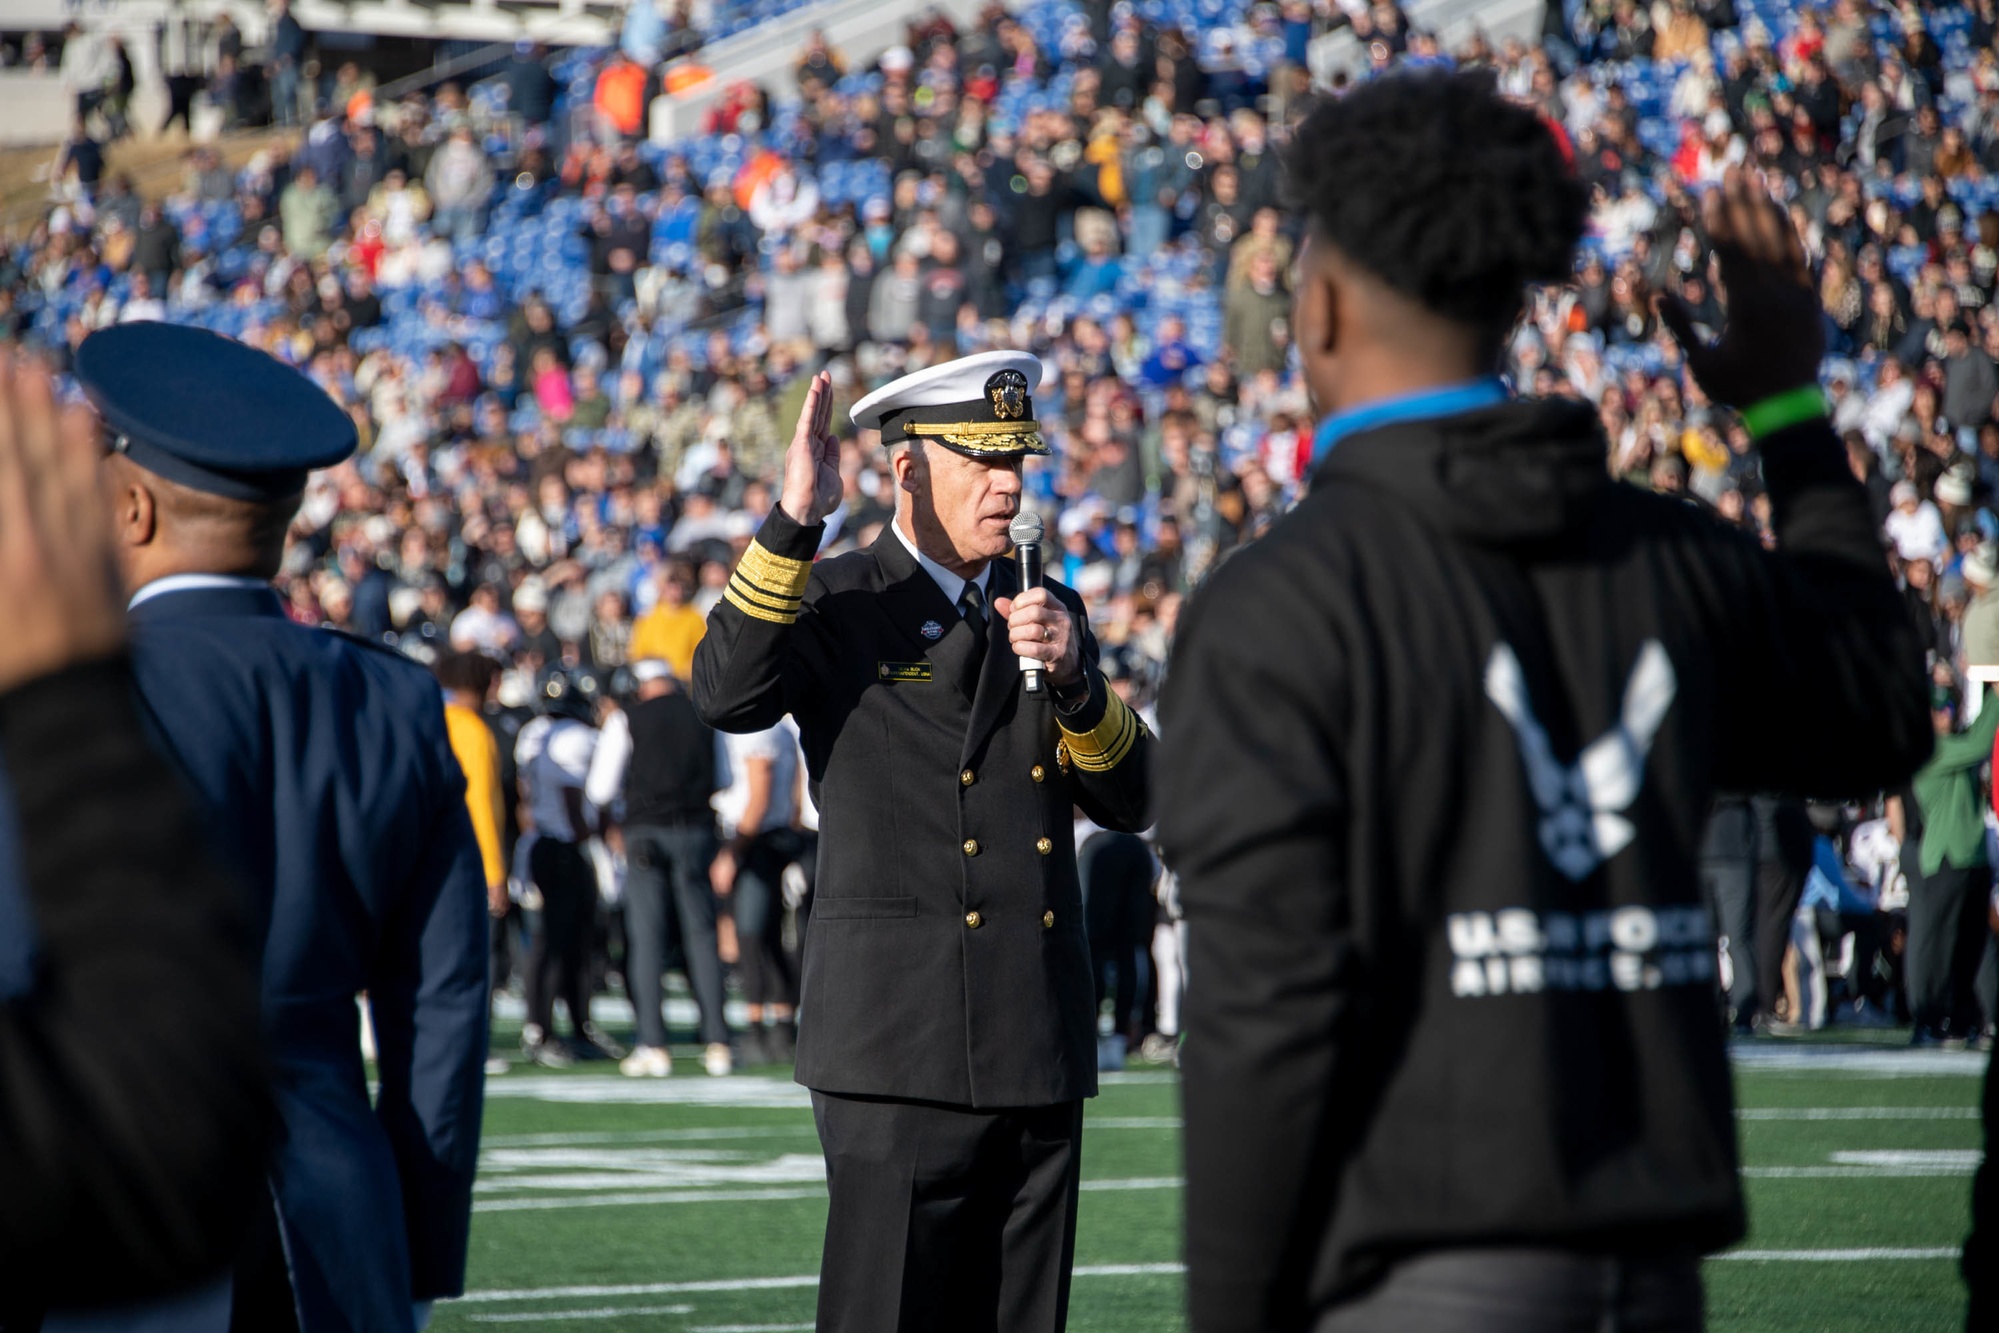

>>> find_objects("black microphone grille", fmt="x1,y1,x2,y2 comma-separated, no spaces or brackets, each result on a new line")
1008,512,1045,546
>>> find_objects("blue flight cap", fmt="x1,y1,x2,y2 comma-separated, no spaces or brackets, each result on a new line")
75,322,358,503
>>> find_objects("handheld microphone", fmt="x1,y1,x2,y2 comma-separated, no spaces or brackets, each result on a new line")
1009,511,1046,695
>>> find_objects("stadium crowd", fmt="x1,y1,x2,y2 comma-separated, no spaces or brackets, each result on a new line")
8,0,1999,1058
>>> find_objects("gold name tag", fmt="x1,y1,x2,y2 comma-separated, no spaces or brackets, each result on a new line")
878,662,933,683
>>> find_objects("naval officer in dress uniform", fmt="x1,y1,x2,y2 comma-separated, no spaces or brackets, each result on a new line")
694,351,1153,1333
74,322,490,1333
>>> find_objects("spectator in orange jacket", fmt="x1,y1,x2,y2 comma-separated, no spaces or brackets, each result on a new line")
593,50,649,142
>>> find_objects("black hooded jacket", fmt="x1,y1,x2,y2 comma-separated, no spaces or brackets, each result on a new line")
1158,398,1932,1331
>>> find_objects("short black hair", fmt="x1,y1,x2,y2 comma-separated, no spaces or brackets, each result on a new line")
1284,71,1588,338
435,649,500,697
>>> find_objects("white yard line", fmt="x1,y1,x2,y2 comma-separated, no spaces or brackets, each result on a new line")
482,1127,813,1148
1744,1165,1976,1178
1727,1047,1987,1075
1714,1247,1961,1262
1737,1107,1978,1120
468,1304,693,1323
461,1277,821,1304
474,1187,829,1213
462,1264,1188,1305
472,1175,1190,1213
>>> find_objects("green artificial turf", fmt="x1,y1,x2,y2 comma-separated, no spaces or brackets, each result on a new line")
432,1030,1985,1332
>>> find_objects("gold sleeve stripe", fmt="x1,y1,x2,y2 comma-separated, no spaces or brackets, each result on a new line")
727,568,804,609
726,573,802,618
1059,689,1148,772
735,540,812,601
723,583,800,625
731,571,806,605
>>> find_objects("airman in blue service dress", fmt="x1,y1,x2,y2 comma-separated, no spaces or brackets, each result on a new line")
73,323,489,1333
694,352,1153,1333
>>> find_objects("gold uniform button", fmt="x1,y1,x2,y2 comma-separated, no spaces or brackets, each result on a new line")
1042,910,1055,929
961,769,975,786
963,839,980,857
1036,837,1053,855
1030,764,1045,782
965,911,983,929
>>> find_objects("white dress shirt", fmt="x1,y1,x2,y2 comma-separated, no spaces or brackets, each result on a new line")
891,516,991,608
127,573,271,611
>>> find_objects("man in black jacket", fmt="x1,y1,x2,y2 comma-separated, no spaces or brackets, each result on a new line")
605,658,730,1078
695,352,1151,1332
1158,73,1932,1333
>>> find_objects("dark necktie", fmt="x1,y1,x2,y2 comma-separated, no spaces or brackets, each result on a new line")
958,582,985,632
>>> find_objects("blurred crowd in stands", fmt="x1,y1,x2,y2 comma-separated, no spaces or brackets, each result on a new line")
10,0,1999,1053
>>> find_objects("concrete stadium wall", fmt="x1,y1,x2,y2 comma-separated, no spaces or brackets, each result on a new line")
1,0,618,47
647,0,988,141
1310,0,1549,83
0,71,76,148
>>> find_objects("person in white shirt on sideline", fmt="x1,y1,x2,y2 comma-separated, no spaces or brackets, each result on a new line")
514,668,618,1067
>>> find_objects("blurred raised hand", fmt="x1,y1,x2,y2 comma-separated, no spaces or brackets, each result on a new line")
0,351,124,693
1654,169,1825,410
779,370,842,526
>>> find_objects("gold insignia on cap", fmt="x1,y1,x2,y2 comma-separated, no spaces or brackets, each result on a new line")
987,368,1029,421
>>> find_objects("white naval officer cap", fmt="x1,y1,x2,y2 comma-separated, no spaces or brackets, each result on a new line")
849,350,1049,459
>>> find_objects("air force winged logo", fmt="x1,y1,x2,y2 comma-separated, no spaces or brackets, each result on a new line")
1484,640,1677,882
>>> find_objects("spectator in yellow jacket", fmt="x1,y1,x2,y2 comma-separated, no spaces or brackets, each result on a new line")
629,561,708,680
435,650,506,914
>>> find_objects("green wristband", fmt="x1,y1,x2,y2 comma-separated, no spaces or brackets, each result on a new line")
1740,384,1829,440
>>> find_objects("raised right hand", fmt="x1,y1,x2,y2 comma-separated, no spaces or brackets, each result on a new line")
778,371,842,527
1654,168,1825,410
0,352,125,694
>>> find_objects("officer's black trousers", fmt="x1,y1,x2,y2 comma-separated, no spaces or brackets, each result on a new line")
1312,1247,1703,1333
1907,860,1993,1034
526,837,595,1038
810,1092,1083,1333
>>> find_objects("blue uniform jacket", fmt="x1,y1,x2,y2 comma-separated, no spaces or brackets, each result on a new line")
128,584,488,1333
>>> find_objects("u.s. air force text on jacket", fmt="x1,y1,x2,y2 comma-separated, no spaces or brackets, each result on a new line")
693,507,1152,1109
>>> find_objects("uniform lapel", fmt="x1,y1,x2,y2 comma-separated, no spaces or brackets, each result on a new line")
961,555,1020,766
869,527,982,702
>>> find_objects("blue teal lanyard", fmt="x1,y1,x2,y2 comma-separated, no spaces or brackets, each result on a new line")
1310,377,1511,462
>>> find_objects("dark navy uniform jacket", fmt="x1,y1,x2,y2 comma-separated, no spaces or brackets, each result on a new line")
694,509,1152,1108
128,581,488,1333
